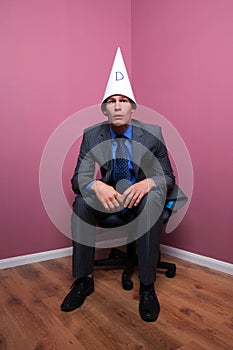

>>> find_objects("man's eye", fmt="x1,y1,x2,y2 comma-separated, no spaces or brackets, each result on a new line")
108,100,115,104
120,99,128,103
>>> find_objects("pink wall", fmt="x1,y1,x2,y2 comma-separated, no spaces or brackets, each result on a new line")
1,0,232,265
0,0,132,259
132,0,233,263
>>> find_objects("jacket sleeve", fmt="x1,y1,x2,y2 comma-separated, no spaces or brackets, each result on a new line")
71,131,96,195
145,126,175,197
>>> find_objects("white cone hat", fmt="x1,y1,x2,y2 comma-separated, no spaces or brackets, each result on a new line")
101,47,136,111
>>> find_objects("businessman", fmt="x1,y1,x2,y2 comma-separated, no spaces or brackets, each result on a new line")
61,48,175,322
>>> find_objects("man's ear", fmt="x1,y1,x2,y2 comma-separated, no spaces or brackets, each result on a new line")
131,108,136,115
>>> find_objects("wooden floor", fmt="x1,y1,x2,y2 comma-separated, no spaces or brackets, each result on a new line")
0,253,232,350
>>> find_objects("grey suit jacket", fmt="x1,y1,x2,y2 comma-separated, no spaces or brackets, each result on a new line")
71,119,180,204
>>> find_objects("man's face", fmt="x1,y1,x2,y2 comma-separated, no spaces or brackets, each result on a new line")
104,95,135,128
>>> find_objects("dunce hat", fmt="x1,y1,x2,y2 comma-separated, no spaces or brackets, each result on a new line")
101,47,137,112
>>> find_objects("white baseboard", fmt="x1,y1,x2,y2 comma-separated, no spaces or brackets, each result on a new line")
0,245,232,275
0,247,72,270
160,244,233,275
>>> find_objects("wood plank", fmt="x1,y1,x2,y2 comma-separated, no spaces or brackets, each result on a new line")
0,254,232,350
0,267,85,350
178,341,209,350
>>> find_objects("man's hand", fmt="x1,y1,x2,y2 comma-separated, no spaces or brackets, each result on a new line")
122,178,156,209
91,181,123,211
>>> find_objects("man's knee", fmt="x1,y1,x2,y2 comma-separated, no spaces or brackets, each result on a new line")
72,196,98,227
140,190,165,212
73,195,86,215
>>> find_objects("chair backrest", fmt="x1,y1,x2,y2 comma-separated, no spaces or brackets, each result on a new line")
166,184,188,213
162,207,172,224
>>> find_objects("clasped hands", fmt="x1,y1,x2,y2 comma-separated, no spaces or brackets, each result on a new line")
91,178,156,212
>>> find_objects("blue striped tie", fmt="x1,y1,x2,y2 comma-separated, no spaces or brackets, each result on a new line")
115,135,131,194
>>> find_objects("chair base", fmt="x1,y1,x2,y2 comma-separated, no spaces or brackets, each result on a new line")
94,246,176,290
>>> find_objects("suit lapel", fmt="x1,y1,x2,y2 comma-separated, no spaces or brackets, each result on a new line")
96,124,114,179
132,123,144,177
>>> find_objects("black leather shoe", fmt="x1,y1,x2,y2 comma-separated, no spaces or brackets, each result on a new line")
139,285,160,322
61,277,94,312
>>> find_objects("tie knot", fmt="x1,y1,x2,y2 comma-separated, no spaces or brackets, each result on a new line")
115,134,128,140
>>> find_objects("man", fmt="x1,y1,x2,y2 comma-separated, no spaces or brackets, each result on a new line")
61,48,175,322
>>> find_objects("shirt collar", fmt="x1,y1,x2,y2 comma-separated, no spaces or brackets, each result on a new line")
110,124,132,140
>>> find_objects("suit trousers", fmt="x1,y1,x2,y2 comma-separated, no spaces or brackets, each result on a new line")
71,190,164,285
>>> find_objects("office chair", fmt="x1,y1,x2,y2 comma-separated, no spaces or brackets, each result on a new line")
94,205,176,291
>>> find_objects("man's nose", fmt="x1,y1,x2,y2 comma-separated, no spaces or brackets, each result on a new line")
114,101,121,110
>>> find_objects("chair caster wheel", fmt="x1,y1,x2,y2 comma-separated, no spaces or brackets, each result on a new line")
165,267,176,278
122,273,133,290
